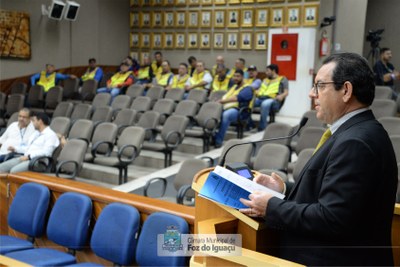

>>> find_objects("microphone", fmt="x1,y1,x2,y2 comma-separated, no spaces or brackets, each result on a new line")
219,117,308,167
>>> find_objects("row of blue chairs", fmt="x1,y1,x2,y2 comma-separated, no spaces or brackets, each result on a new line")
0,182,189,266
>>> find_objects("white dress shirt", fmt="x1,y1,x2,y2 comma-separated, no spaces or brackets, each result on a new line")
0,122,36,155
24,126,60,159
185,71,213,90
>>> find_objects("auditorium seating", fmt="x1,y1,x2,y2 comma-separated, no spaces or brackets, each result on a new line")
62,78,79,100
375,86,393,100
84,122,118,162
26,84,44,109
49,116,71,136
52,101,74,118
164,88,185,102
252,143,290,180
9,82,27,96
370,99,397,118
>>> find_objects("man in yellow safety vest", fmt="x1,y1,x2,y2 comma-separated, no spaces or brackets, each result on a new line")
30,64,76,93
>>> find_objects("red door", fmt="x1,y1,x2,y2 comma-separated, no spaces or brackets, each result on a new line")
271,33,298,80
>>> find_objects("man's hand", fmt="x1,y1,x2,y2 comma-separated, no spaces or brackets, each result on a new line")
253,172,285,193
19,156,29,161
7,146,15,152
275,94,284,102
239,191,273,217
70,74,77,79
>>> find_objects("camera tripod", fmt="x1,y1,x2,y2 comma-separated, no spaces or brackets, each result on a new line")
367,45,380,66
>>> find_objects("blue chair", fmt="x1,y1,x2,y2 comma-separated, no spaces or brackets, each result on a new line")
136,212,189,267
0,182,50,255
66,202,140,266
6,192,92,266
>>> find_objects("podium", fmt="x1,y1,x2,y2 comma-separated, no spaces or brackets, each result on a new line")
190,168,304,267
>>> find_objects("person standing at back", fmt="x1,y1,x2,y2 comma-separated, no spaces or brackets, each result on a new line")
373,47,400,99
240,52,398,266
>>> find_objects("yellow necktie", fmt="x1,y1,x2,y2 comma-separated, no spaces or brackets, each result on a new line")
314,128,332,154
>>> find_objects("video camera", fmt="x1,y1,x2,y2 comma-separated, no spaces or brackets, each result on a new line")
366,29,384,48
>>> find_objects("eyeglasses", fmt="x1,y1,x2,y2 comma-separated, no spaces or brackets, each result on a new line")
312,81,342,96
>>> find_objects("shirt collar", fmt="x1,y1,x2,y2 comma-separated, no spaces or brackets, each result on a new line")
329,108,369,134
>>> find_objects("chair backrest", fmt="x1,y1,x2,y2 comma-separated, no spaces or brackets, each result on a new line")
397,163,400,203
91,122,118,154
10,82,28,95
6,112,19,127
50,116,71,137
111,95,131,111
91,106,113,124
219,139,253,166
195,102,223,128
375,86,393,100
209,90,226,102
397,94,400,113
164,88,185,102
8,182,50,238
253,143,290,171
52,102,74,118
27,85,44,108
173,99,198,118
136,110,161,140
130,96,152,113
152,98,175,125
378,117,400,136
62,78,79,99
92,93,111,109
293,148,314,181
113,108,137,128
44,86,63,109
174,159,208,192
126,84,145,99
6,94,24,116
80,80,98,101
57,139,88,174
68,119,94,143
70,103,92,121
390,135,400,164
136,212,189,267
262,122,294,147
117,126,145,156
99,72,114,88
146,86,165,104
90,203,140,266
161,115,189,144
301,110,325,128
295,126,326,155
46,192,92,249
370,99,397,119
0,92,6,111
187,89,208,105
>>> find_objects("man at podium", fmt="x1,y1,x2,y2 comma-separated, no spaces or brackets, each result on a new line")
240,53,398,266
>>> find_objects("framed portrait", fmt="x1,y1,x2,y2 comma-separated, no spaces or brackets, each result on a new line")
188,11,199,28
175,33,186,49
175,0,186,5
227,9,240,28
286,6,301,26
130,12,140,28
188,0,200,5
130,0,140,7
227,32,238,50
254,31,267,50
140,12,151,28
151,33,163,49
241,0,254,3
288,0,301,2
214,0,226,4
130,51,139,62
213,32,224,49
213,10,225,28
228,0,241,4
140,52,150,65
256,0,269,2
141,0,151,6
200,11,212,28
255,8,268,27
163,33,174,49
130,33,140,48
201,0,213,5
240,32,253,50
303,5,318,26
188,32,198,49
164,0,175,6
175,11,186,27
241,9,254,27
164,11,174,28
151,0,163,6
270,0,284,2
152,12,162,28
200,33,211,49
270,6,284,27
140,33,151,48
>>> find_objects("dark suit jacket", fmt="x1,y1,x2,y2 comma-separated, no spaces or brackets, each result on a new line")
266,110,397,266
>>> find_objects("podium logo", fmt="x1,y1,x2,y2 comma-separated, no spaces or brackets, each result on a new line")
162,225,184,252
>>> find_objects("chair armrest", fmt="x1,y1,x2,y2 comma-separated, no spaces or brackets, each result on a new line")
55,160,79,179
29,156,54,173
164,131,183,149
117,144,138,164
202,117,219,135
91,141,114,158
199,156,215,166
176,184,195,205
143,177,167,198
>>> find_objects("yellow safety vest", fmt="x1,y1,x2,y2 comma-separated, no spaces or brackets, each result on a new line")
151,61,162,76
37,71,56,92
258,76,283,98
110,71,132,87
81,67,98,81
212,75,230,91
222,83,247,110
156,72,173,87
212,64,218,77
138,66,151,80
189,70,210,90
188,66,195,77
227,67,248,78
171,74,189,89
245,77,254,86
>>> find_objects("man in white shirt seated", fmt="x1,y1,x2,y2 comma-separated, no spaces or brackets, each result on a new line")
184,61,213,92
0,108,36,163
0,112,60,173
